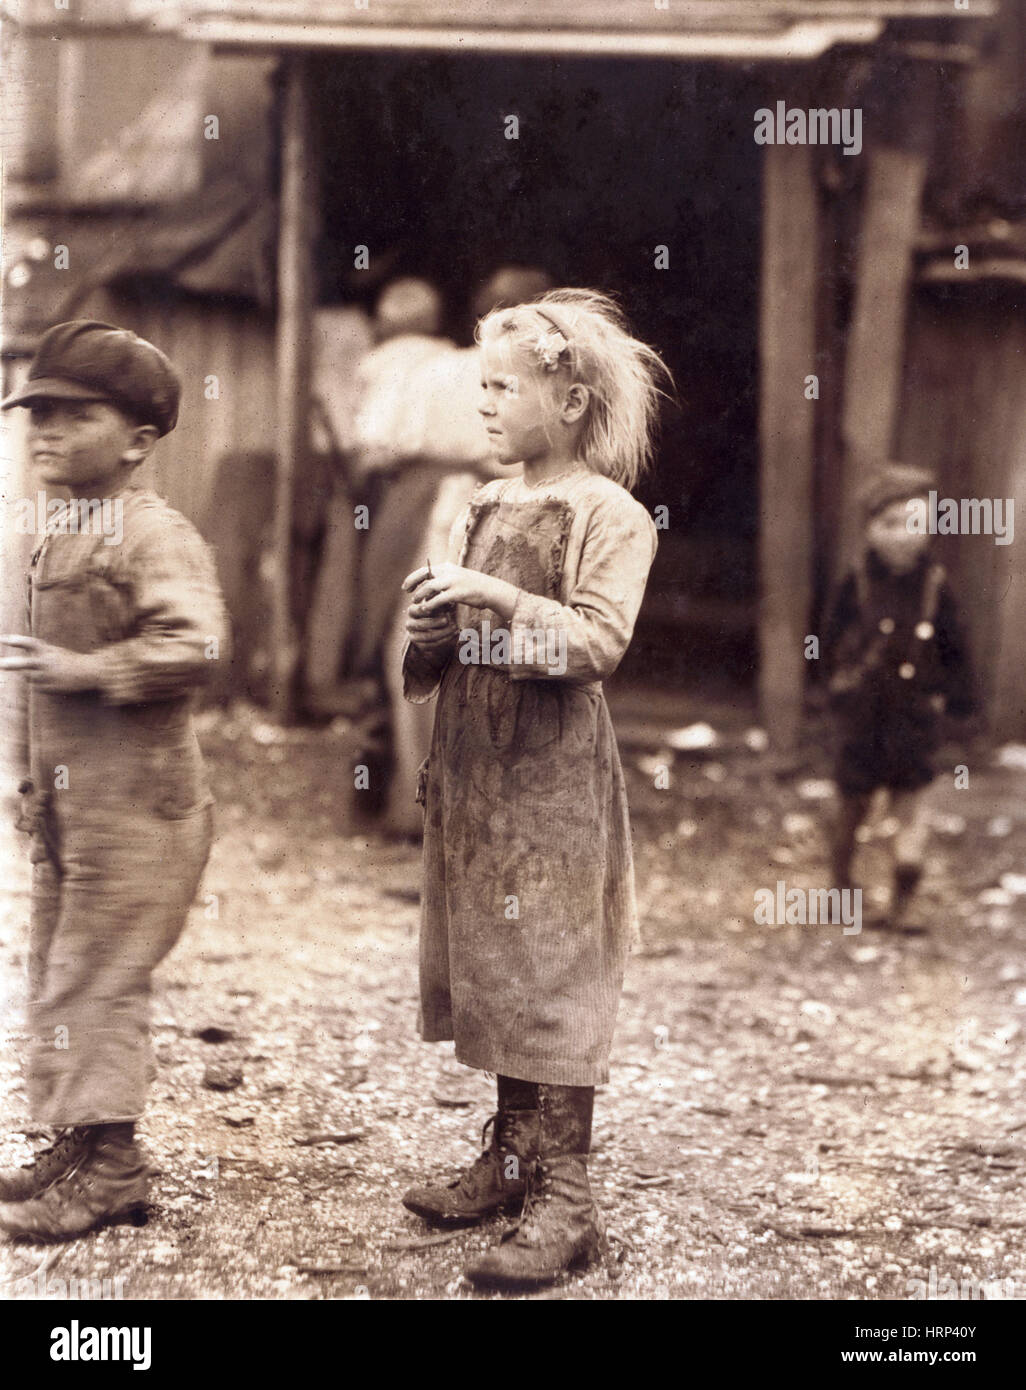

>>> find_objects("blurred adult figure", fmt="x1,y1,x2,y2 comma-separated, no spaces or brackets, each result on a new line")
382,265,554,835
305,279,449,715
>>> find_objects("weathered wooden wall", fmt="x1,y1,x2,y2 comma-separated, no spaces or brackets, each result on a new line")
78,288,277,534
897,288,1026,738
1,293,278,722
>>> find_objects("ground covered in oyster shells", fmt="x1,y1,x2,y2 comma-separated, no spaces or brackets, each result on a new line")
2,696,1025,1301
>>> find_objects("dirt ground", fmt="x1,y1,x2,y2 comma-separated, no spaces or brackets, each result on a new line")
2,693,1026,1302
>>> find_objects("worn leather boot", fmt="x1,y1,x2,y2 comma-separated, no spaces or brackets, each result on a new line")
465,1084,604,1289
402,1108,538,1226
466,1153,604,1289
0,1123,152,1242
0,1129,87,1202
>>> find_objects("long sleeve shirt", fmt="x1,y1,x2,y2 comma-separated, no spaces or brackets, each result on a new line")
25,486,227,823
403,468,657,701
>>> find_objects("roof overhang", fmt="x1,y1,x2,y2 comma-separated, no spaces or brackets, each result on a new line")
8,2,996,62
149,13,885,61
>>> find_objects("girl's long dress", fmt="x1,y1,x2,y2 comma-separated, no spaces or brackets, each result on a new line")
403,468,657,1086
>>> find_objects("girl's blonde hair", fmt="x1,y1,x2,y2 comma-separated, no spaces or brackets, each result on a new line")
475,288,672,491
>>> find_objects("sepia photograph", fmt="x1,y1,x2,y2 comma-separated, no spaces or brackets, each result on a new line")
0,0,1024,1345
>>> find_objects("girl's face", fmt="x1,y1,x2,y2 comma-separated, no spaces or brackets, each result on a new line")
27,397,143,493
477,345,566,467
866,497,930,573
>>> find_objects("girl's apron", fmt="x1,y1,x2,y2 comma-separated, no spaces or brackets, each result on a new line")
418,493,638,1087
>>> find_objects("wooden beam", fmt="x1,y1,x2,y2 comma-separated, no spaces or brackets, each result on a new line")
0,370,34,800
987,317,1026,741
837,72,933,572
168,18,885,61
271,52,316,723
758,137,818,756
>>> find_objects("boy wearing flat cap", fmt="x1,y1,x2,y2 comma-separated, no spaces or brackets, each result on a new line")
0,321,227,1239
824,462,976,931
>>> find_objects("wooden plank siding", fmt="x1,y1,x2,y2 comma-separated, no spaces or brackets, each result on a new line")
897,289,1026,736
76,287,277,535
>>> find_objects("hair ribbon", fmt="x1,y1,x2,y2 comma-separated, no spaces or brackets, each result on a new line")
531,307,571,371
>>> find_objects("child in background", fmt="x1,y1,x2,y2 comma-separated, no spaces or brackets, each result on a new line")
825,463,976,931
0,320,227,1239
399,289,667,1288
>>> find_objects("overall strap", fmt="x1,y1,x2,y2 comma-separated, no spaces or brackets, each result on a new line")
921,562,946,626
853,555,870,627
898,562,946,674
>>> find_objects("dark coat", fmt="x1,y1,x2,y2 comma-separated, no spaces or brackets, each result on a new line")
824,550,976,794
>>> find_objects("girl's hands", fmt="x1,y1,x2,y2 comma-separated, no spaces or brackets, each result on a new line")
405,604,458,653
402,563,520,621
0,635,101,693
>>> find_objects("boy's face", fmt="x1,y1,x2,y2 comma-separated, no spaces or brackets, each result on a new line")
866,497,930,574
26,397,148,493
477,345,565,466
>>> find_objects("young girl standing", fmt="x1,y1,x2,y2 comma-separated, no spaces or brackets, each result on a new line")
399,289,668,1289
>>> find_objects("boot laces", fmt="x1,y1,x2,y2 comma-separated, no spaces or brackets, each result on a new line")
26,1128,79,1169
449,1113,499,1195
511,1156,553,1235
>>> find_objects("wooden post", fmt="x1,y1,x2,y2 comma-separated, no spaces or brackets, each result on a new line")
272,53,316,723
0,366,33,810
758,137,818,755
837,70,933,573
989,319,1026,741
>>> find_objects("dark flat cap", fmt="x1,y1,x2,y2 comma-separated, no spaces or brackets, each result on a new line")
859,462,936,519
1,320,180,436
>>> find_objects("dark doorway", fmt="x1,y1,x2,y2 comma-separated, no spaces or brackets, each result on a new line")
312,51,763,693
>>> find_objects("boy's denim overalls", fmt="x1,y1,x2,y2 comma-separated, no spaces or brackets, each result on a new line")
17,487,227,1126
